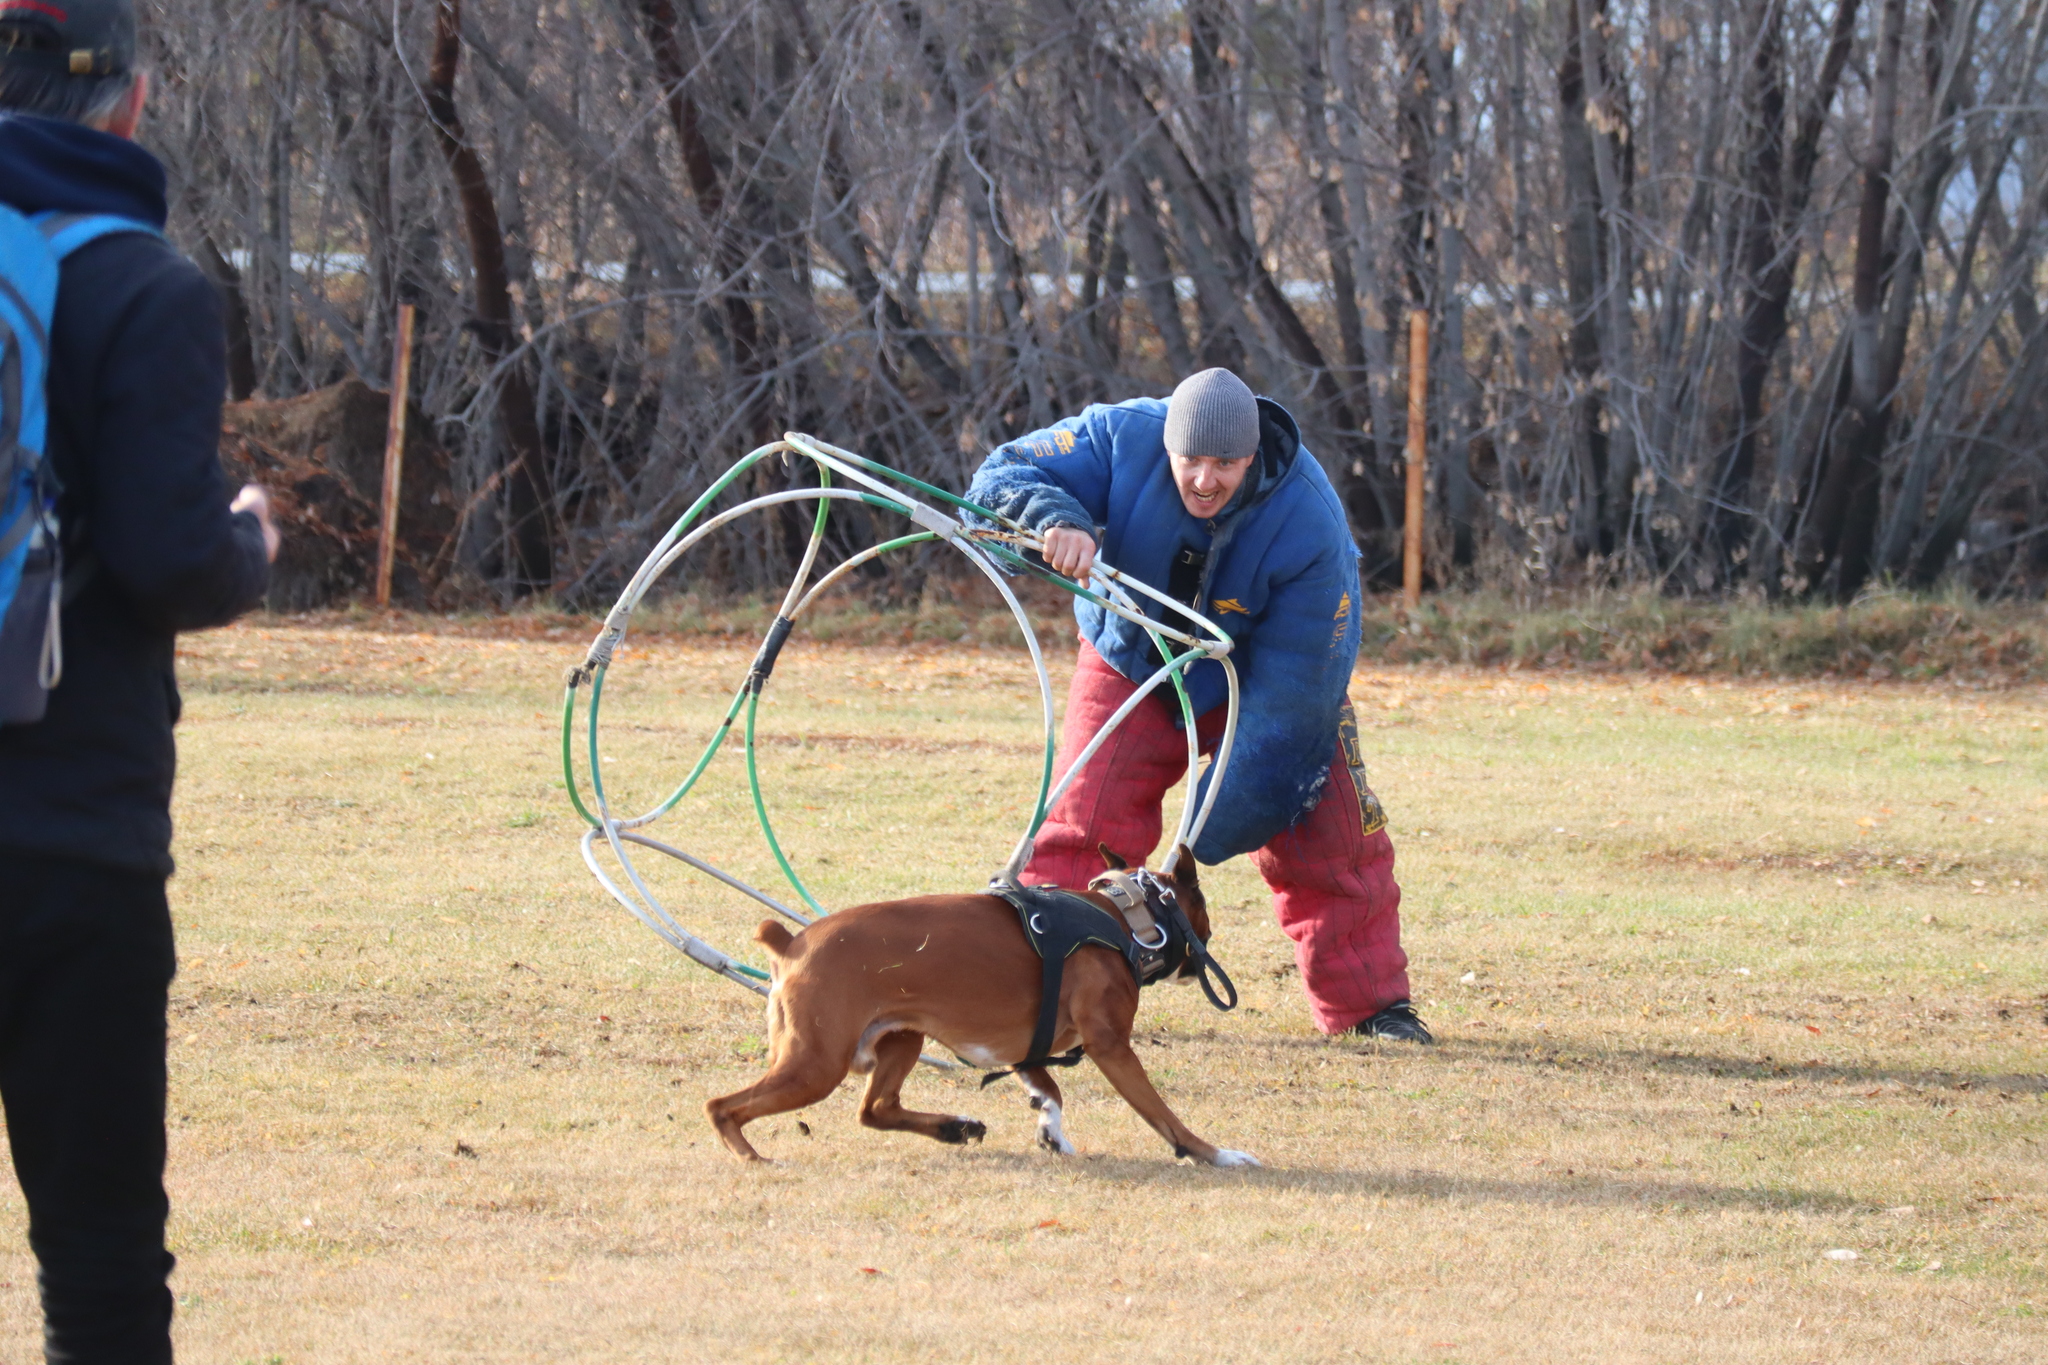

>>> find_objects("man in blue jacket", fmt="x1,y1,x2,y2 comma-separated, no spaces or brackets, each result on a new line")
968,369,1429,1043
0,2,276,1359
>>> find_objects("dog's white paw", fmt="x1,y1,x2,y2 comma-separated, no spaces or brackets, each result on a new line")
1034,1100,1077,1155
1211,1148,1261,1168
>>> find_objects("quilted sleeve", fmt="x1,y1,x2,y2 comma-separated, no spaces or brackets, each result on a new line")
963,410,1111,535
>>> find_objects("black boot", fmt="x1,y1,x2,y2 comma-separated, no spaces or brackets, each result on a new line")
1354,1000,1434,1044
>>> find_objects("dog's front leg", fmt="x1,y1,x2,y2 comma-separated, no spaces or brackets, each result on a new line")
1082,1039,1257,1166
1071,983,1259,1168
1018,1067,1074,1155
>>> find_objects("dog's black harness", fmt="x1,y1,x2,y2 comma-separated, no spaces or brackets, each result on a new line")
980,871,1238,1088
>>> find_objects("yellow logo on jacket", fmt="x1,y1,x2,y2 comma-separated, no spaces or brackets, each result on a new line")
1210,598,1249,616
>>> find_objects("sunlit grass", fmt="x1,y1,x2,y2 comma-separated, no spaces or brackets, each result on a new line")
2,616,2042,1362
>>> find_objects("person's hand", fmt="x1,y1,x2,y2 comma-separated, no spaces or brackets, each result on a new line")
1041,526,1097,580
230,484,282,564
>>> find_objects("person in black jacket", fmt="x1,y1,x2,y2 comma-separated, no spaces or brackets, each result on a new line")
0,3,276,1360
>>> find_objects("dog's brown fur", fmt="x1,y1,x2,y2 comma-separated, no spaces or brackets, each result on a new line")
705,846,1258,1166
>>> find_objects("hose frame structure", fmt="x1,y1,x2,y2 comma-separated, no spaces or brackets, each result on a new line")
563,433,1239,1007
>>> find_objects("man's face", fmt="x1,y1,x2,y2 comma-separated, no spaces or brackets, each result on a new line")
1168,451,1253,520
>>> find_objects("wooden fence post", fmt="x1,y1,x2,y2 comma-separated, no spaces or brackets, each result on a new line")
1403,308,1429,612
375,303,417,609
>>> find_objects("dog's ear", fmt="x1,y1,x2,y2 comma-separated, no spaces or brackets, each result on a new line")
1097,842,1128,870
1165,844,1198,889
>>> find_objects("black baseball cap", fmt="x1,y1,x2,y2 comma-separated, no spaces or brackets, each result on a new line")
0,0,134,78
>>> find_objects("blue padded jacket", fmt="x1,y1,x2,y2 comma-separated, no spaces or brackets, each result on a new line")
966,395,1361,864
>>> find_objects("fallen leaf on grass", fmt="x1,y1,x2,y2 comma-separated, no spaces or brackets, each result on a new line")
859,1267,882,1275
1806,1025,1823,1034
1036,1219,1060,1229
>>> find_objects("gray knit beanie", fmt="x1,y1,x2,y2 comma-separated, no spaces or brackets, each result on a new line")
1163,368,1260,460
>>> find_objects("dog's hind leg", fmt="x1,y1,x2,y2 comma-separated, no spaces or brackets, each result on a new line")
705,1036,849,1162
1017,1068,1074,1155
858,1031,986,1147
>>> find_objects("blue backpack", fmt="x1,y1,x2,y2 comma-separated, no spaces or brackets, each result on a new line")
0,206,160,724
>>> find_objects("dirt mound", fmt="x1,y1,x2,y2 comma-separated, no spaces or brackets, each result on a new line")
220,380,456,609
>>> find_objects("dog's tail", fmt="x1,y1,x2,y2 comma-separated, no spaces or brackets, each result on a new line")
754,919,796,960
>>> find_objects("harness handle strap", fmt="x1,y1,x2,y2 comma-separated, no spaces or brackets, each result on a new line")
1192,951,1237,1012
1145,880,1237,1013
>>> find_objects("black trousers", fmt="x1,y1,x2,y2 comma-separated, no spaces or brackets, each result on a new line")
0,852,176,1365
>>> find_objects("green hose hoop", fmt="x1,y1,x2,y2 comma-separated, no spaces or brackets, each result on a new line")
745,688,828,917
568,434,1239,1015
586,664,609,818
795,441,1007,525
564,440,781,829
562,681,599,829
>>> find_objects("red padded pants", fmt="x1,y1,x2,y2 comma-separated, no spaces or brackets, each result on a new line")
1022,642,1410,1033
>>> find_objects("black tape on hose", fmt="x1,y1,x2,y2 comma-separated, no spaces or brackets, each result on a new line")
746,615,796,693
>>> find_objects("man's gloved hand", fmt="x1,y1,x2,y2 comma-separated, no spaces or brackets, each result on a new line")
1041,525,1097,580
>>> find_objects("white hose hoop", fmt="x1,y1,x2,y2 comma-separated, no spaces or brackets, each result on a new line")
564,435,1240,1032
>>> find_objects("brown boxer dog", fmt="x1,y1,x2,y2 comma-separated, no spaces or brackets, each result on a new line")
705,846,1259,1167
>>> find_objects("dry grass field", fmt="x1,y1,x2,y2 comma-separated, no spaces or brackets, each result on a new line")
3,614,2044,1363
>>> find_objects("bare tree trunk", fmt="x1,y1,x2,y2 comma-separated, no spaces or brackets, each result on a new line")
1115,164,1198,375
1714,0,1860,581
1185,0,1247,372
634,0,770,443
194,232,259,402
425,0,554,591
1556,0,1609,558
1294,1,1379,513
1325,0,1397,501
1801,0,1917,599
1575,0,1640,564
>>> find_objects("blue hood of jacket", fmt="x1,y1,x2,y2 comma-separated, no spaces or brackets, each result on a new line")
0,112,167,225
967,395,1363,863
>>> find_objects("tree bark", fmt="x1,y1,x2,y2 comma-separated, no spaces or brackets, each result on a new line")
1557,0,1610,557
1713,0,1860,581
633,0,770,443
425,0,554,592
